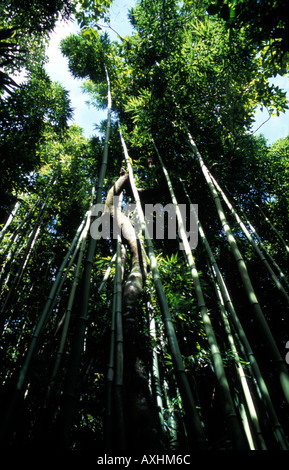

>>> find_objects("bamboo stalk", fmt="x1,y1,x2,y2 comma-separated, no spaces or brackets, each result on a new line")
118,124,208,449
0,199,42,289
148,302,166,434
180,174,289,450
163,378,178,447
58,69,111,448
181,181,268,448
17,215,87,393
0,197,48,327
186,127,289,410
210,174,289,305
114,231,126,451
0,224,42,319
153,140,247,450
104,192,125,450
98,253,116,293
256,204,289,256
105,250,118,451
234,202,289,291
0,200,21,243
45,207,92,406
0,198,41,267
0,214,88,444
212,271,264,449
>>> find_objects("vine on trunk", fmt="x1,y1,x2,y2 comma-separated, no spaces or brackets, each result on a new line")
104,170,162,451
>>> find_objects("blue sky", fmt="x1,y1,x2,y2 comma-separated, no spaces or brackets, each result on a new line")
252,74,289,145
45,0,135,137
45,0,289,145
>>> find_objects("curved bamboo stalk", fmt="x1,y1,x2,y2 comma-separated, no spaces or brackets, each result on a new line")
118,124,208,450
153,140,247,450
186,127,289,410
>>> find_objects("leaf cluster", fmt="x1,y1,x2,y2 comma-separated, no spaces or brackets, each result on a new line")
60,30,111,82
206,0,289,76
0,68,73,202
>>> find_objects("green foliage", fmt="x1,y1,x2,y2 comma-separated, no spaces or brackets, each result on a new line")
113,0,288,180
0,0,73,34
61,30,112,83
0,0,74,93
261,135,289,238
206,0,289,76
73,0,113,28
0,68,73,201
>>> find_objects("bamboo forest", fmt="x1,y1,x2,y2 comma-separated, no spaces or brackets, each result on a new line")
1,0,289,454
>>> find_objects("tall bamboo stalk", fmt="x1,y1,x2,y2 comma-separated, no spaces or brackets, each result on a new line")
76,65,111,328
99,250,121,449
114,231,126,451
104,191,125,450
17,215,87,392
180,174,289,449
186,126,289,409
147,299,166,434
233,201,289,291
98,253,116,293
0,224,41,319
58,68,111,448
204,216,288,449
45,207,92,406
163,378,178,447
152,140,247,449
118,124,208,449
105,250,118,450
0,214,88,444
0,198,41,282
210,174,289,305
181,181,269,448
0,200,21,243
211,270,264,449
256,204,289,256
0,196,48,328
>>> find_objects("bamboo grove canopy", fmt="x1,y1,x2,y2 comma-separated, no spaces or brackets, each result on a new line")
1,0,289,452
